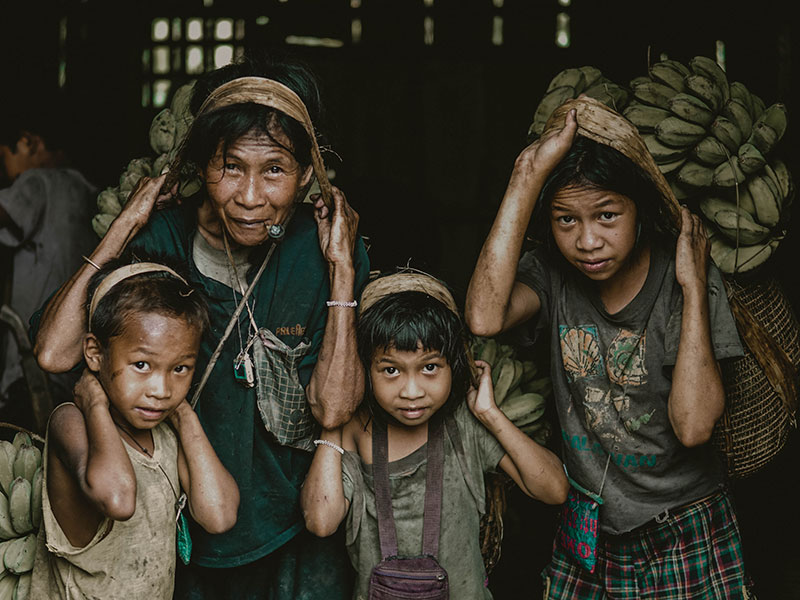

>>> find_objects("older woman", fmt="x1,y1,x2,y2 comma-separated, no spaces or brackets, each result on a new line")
34,53,369,599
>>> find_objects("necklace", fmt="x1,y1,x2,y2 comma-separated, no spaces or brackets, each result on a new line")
112,418,193,564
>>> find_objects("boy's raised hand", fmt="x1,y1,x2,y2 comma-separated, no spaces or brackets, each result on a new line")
675,205,710,291
72,369,110,414
467,359,499,419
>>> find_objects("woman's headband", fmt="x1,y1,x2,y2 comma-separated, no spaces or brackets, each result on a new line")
359,271,459,316
179,76,332,208
88,263,189,328
541,96,682,228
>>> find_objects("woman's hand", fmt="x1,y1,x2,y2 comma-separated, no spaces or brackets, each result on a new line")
72,369,110,415
466,360,499,420
122,173,174,229
512,108,579,184
675,205,710,292
312,186,359,267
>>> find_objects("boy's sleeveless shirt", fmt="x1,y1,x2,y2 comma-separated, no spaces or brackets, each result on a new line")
341,404,505,600
516,245,743,535
30,405,180,600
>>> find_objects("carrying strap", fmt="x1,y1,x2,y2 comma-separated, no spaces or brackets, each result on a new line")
372,414,445,559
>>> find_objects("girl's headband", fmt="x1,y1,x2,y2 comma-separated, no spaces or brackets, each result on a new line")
171,76,332,208
88,263,189,327
541,96,683,229
359,271,459,316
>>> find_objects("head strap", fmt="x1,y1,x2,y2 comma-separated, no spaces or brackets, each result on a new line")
88,263,189,328
359,270,459,316
189,76,332,207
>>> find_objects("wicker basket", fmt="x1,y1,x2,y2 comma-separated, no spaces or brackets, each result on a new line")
713,276,800,479
479,472,511,575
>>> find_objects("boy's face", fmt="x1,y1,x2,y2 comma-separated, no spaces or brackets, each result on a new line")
86,311,201,430
549,185,640,284
369,342,452,429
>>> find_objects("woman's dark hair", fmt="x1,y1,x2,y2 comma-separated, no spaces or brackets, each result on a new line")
87,256,210,349
181,51,324,175
356,291,472,425
529,136,679,257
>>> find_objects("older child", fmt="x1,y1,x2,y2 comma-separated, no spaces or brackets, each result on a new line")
301,271,568,599
31,260,239,599
465,97,752,598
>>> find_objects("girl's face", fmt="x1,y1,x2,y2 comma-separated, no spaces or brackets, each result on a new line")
85,311,201,431
370,342,452,429
202,128,312,248
550,185,640,284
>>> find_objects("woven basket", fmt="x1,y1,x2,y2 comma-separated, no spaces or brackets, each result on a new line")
479,472,511,575
713,276,800,478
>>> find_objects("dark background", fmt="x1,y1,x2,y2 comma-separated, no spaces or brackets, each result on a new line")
2,1,798,597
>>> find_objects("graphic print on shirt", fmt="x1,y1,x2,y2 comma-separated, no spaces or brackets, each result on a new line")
560,325,650,443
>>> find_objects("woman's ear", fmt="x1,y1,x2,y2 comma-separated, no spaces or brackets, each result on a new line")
300,165,314,188
83,334,104,373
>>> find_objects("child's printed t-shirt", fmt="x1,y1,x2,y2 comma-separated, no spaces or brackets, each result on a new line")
30,405,180,600
341,403,506,600
517,246,744,535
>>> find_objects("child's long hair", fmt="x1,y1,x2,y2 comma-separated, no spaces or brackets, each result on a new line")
357,290,473,426
529,136,680,259
87,256,209,350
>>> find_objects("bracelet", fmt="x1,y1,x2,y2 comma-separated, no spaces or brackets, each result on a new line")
313,439,345,455
82,255,101,271
326,300,357,308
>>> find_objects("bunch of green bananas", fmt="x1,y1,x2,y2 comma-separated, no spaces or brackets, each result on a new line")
623,55,791,275
528,66,631,140
92,82,201,238
470,336,552,445
0,432,43,600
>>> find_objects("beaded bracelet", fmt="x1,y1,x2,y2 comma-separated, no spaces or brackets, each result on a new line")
313,439,345,455
326,300,358,308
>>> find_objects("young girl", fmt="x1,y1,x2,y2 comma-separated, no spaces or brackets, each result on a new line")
465,97,752,598
300,271,568,599
31,259,240,600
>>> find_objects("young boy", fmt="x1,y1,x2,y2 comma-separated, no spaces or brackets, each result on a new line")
30,260,240,599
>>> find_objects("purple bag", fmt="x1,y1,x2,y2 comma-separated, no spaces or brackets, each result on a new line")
368,416,449,600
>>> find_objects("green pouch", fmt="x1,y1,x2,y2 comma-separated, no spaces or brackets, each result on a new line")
176,493,192,565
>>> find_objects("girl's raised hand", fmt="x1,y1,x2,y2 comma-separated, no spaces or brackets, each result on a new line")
675,205,710,291
512,108,579,182
466,359,498,418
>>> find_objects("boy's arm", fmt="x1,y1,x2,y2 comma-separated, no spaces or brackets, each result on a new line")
170,401,240,534
34,175,171,372
465,110,578,337
668,206,725,447
51,371,138,521
301,426,351,538
468,361,568,504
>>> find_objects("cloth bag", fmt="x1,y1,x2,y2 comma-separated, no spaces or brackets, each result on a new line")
368,415,449,599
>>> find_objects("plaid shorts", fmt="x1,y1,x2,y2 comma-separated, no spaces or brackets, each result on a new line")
542,490,755,599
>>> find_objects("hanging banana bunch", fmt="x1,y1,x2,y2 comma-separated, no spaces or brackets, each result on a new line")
0,432,44,600
92,82,200,238
470,336,552,446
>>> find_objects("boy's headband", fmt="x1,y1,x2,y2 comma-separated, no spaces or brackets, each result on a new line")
541,96,682,228
88,263,189,327
359,271,459,316
188,76,332,208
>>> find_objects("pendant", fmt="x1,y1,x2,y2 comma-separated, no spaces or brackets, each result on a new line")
234,350,255,388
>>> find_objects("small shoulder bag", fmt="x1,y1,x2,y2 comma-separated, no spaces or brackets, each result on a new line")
368,415,449,599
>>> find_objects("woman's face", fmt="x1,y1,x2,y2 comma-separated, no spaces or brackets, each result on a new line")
202,128,312,248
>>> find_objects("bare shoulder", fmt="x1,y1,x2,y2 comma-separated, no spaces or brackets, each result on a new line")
47,403,89,468
342,407,370,453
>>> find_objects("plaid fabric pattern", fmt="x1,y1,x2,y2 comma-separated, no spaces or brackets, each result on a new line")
253,328,315,451
542,491,755,599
